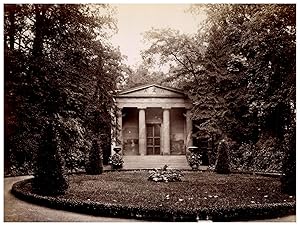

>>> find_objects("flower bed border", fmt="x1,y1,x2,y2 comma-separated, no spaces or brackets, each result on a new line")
11,174,295,222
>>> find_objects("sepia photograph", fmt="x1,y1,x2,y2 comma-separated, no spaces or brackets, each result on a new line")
4,2,296,222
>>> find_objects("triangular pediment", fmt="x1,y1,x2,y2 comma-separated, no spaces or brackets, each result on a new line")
118,84,185,98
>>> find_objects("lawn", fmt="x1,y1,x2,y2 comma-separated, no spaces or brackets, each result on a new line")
65,171,293,208
13,171,296,221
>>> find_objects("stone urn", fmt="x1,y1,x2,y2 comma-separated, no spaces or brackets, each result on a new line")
112,164,122,170
114,146,122,154
188,146,199,153
187,146,202,170
111,146,123,170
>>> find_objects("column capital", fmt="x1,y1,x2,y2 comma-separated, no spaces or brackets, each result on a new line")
137,107,147,110
162,107,171,110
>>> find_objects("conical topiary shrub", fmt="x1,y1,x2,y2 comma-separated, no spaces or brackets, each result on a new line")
86,138,103,175
215,139,230,174
33,122,69,195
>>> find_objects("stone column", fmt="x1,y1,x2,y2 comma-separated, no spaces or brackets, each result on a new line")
186,109,193,148
116,108,123,146
162,108,171,155
138,108,146,155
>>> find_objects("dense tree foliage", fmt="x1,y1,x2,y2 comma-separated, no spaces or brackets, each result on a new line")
198,4,295,185
4,4,125,178
199,4,296,142
122,63,165,89
142,28,207,89
142,4,295,178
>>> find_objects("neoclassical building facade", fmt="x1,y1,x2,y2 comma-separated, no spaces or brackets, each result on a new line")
112,84,193,156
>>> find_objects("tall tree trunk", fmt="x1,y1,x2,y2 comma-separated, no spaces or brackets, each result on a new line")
32,4,45,59
8,5,15,50
4,5,16,174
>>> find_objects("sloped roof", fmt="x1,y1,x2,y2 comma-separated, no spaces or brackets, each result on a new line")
117,84,186,98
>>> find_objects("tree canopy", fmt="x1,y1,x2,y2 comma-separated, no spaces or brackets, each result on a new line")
142,4,295,143
141,4,295,179
4,4,126,174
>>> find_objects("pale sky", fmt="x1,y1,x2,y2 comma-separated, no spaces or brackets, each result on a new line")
110,4,204,67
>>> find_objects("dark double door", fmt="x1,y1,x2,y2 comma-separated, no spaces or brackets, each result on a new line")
146,124,161,155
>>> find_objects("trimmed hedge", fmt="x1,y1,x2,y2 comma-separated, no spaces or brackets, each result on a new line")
11,178,295,222
85,139,103,175
215,140,230,174
32,123,69,195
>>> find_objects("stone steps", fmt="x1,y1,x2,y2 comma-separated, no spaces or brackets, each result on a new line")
122,155,191,170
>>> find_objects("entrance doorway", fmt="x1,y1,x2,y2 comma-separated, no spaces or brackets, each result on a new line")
146,124,161,155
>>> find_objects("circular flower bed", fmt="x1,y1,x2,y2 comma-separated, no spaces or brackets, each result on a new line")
11,171,295,221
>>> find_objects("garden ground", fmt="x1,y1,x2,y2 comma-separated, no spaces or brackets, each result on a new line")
6,172,296,222
4,176,137,222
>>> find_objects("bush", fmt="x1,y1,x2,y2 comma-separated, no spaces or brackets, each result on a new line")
64,147,86,173
6,162,34,177
148,165,183,182
229,136,284,173
32,122,69,195
229,142,257,171
254,137,284,172
56,115,91,173
86,139,103,175
215,139,230,174
5,130,39,177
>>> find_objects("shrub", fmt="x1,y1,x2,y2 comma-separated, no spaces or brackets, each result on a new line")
56,114,91,173
5,130,39,177
215,139,230,174
229,142,257,171
6,162,34,177
148,165,183,182
63,146,87,173
254,137,284,172
32,122,69,195
86,139,103,175
229,136,284,173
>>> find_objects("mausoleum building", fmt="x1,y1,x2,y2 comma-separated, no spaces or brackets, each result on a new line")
112,84,193,156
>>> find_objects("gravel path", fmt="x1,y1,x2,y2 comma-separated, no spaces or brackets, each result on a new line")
4,176,138,222
4,176,296,222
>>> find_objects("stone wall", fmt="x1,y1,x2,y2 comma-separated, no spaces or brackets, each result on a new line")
170,108,185,155
122,108,139,155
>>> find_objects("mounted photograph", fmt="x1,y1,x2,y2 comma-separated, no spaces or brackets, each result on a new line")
4,3,296,222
